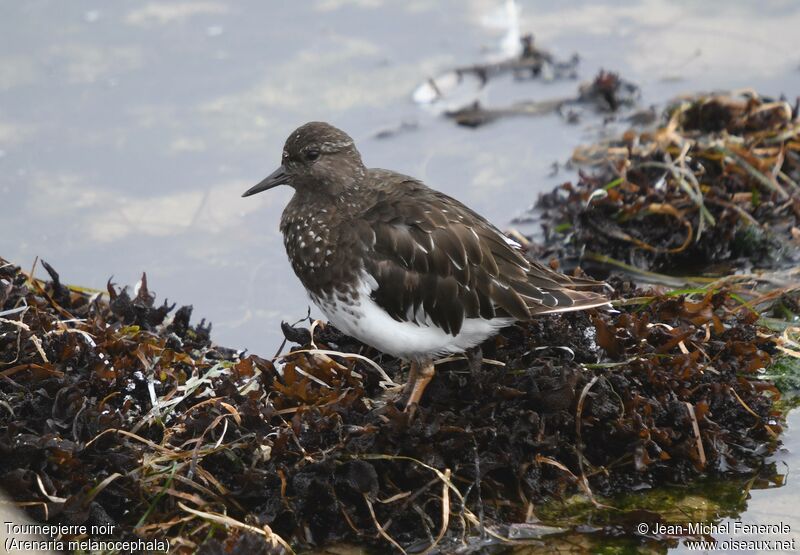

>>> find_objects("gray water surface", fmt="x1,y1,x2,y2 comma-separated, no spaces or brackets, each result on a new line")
3,0,799,352
2,3,800,551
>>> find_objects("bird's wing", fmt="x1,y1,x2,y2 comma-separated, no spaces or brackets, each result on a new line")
356,175,607,336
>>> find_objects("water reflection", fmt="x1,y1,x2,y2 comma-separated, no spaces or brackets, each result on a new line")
505,426,796,553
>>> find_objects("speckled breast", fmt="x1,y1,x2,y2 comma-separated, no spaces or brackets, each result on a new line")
279,204,362,299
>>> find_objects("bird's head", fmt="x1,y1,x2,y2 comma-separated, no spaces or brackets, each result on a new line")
242,122,366,198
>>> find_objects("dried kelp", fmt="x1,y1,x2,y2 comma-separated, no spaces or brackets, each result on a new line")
533,91,800,276
0,252,793,553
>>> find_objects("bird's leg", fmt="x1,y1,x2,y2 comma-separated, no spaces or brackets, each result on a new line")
402,361,419,398
467,345,483,378
405,359,435,410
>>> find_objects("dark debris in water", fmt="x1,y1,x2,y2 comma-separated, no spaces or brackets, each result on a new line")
445,69,639,128
0,248,793,553
411,34,638,130
414,34,579,107
411,31,641,129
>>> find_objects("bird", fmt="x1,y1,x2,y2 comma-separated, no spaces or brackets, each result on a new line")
243,122,608,409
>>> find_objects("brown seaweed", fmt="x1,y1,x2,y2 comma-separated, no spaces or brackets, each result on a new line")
0,253,791,553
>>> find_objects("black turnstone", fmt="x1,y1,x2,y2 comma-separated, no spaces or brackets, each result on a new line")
243,122,608,408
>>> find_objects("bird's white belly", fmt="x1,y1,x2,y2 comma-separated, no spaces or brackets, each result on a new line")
312,273,513,361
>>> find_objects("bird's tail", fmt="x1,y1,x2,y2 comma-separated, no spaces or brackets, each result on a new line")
517,260,611,315
530,288,610,315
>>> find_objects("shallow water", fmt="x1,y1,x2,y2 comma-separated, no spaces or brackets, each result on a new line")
2,1,800,551
669,408,800,553
504,408,800,554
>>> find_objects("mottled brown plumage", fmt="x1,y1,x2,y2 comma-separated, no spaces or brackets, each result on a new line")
361,175,605,332
243,122,608,408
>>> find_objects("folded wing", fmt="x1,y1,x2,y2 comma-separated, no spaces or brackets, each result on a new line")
357,176,608,336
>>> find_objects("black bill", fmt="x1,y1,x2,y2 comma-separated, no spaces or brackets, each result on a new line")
242,165,290,197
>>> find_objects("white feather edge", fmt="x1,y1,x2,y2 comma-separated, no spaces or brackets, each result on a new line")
311,271,609,361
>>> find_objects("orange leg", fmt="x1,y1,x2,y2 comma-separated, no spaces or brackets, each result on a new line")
404,359,435,410
402,361,418,398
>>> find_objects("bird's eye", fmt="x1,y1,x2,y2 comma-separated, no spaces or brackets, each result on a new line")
305,149,321,162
